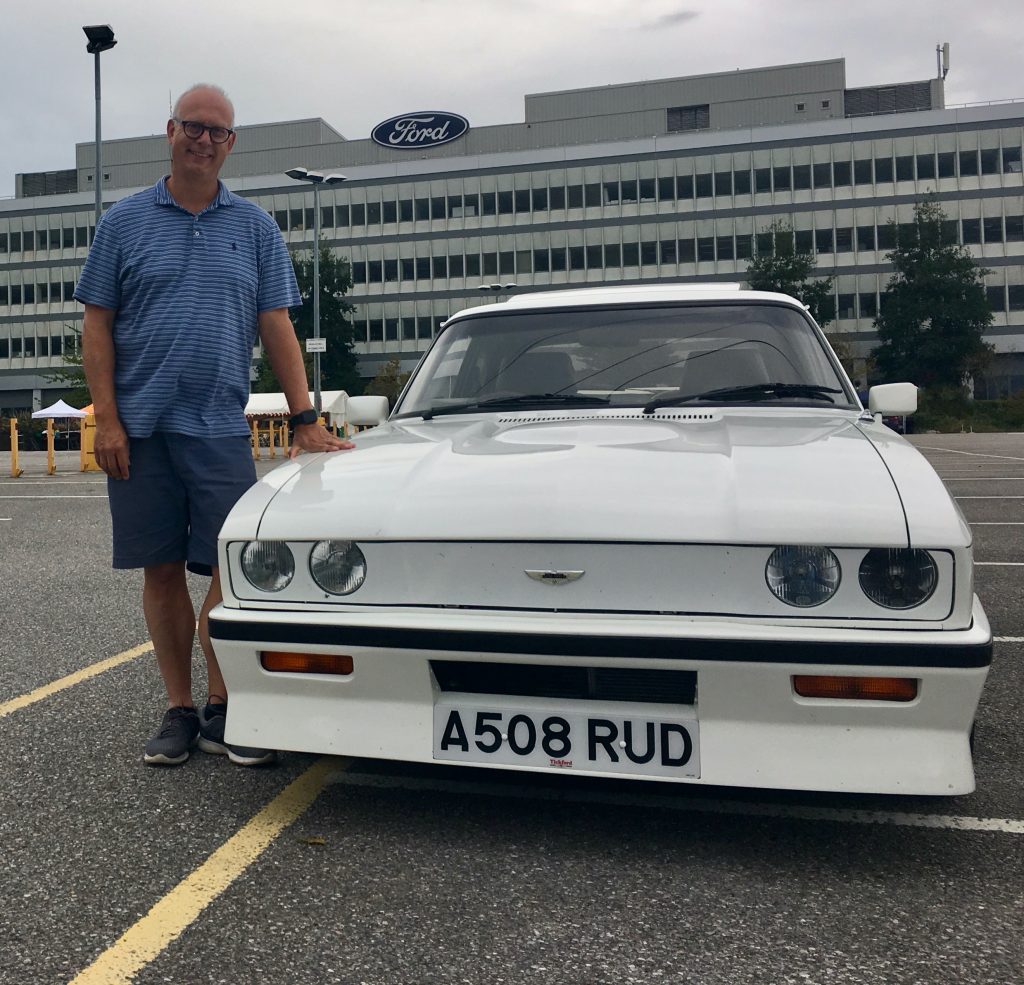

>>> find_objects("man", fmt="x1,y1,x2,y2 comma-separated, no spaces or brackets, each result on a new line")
76,84,352,767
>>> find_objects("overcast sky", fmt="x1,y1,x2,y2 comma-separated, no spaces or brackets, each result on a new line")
2,0,1021,199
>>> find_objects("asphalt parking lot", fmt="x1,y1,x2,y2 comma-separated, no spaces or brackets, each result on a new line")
1,433,1022,985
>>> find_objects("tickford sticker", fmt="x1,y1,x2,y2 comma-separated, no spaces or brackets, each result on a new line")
371,111,470,149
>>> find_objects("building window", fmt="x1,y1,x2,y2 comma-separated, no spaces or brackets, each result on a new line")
980,149,1001,175
986,285,1006,311
837,294,856,319
961,218,981,244
533,249,549,273
812,163,832,188
795,102,805,112
695,173,712,198
659,239,677,264
666,104,710,133
833,161,852,186
916,153,936,180
857,226,876,252
586,244,603,268
567,184,583,208
754,168,771,193
815,229,834,253
623,242,639,267
1003,147,1022,173
549,186,566,210
657,176,675,201
875,157,894,182
733,169,751,195
835,227,853,252
604,243,621,267
792,165,811,190
678,238,696,263
366,202,381,225
1009,285,1024,311
383,200,398,223
514,189,531,213
640,241,657,265
854,159,873,185
771,166,789,191
821,99,831,109
1006,215,1024,242
983,217,1003,242
959,150,979,177
531,187,548,211
676,175,694,199
717,236,735,260
584,183,602,207
351,204,365,226
859,293,878,318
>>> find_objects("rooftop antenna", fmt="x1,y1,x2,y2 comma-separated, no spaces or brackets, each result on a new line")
936,42,950,79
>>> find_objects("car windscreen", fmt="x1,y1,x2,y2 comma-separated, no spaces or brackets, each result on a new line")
393,303,856,418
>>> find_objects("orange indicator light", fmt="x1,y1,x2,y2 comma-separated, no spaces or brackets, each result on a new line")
260,651,354,675
792,675,918,702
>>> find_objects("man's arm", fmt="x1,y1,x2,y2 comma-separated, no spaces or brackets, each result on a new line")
82,303,131,479
257,308,353,455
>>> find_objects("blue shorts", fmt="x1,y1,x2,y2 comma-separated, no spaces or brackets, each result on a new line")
108,433,256,575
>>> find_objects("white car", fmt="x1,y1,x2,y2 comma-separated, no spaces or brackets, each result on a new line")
211,284,991,795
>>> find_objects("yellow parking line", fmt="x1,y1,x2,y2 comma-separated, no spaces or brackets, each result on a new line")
71,756,344,984
0,641,154,719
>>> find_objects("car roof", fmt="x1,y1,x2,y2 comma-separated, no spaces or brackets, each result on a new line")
450,284,809,320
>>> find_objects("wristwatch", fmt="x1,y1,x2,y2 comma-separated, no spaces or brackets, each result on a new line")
288,408,318,428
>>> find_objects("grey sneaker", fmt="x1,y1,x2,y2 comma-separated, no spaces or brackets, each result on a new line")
144,706,199,766
198,702,276,766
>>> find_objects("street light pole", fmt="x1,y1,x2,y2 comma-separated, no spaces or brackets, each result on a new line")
82,25,116,227
285,167,347,417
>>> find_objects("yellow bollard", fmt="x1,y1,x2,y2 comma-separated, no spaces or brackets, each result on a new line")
46,418,56,475
268,418,277,458
80,414,101,472
9,418,23,477
251,419,260,461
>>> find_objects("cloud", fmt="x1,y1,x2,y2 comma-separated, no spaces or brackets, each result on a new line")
647,9,700,28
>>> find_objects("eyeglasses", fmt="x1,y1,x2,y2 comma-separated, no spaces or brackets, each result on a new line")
175,119,234,144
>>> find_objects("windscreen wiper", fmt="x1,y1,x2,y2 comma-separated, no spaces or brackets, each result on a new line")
642,383,843,414
421,393,611,420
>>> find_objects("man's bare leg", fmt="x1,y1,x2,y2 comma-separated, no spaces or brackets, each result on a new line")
143,560,197,708
198,570,226,702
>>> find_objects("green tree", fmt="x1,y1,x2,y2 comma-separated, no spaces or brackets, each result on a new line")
44,323,91,407
871,199,994,388
364,358,411,408
745,221,835,329
254,241,362,395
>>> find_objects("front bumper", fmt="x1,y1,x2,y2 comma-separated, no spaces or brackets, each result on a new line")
209,598,992,796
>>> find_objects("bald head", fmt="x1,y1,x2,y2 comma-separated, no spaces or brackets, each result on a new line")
172,84,235,127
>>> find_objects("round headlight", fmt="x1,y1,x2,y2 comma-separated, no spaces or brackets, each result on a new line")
766,546,841,608
240,541,294,592
310,540,367,595
859,548,937,609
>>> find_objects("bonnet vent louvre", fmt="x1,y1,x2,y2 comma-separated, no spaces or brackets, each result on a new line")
497,411,720,425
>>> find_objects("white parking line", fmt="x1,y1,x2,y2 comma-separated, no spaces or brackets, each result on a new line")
956,496,1024,499
995,637,1024,643
0,495,107,499
944,477,1024,481
970,522,1024,525
917,446,1024,463
975,562,1024,566
331,771,1024,834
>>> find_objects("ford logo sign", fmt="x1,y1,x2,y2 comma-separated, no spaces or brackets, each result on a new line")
371,111,469,150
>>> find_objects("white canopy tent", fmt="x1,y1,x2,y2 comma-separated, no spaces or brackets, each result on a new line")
244,390,348,419
31,399,86,419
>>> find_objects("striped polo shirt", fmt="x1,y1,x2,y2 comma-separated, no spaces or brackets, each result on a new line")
75,177,301,438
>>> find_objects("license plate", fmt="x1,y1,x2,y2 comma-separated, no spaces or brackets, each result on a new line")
433,698,700,779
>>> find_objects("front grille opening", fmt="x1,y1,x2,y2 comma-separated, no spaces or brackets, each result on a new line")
432,660,696,705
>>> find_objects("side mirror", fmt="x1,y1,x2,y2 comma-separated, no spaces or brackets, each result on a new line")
345,394,389,429
868,382,917,416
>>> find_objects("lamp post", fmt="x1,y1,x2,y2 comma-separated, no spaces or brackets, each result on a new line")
82,25,116,227
285,167,347,416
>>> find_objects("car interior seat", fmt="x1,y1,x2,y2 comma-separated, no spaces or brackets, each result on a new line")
677,345,768,394
493,350,576,394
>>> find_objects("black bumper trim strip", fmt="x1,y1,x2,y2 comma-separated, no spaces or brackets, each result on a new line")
209,617,992,669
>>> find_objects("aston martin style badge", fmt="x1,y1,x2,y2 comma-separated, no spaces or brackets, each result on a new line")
524,569,585,586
